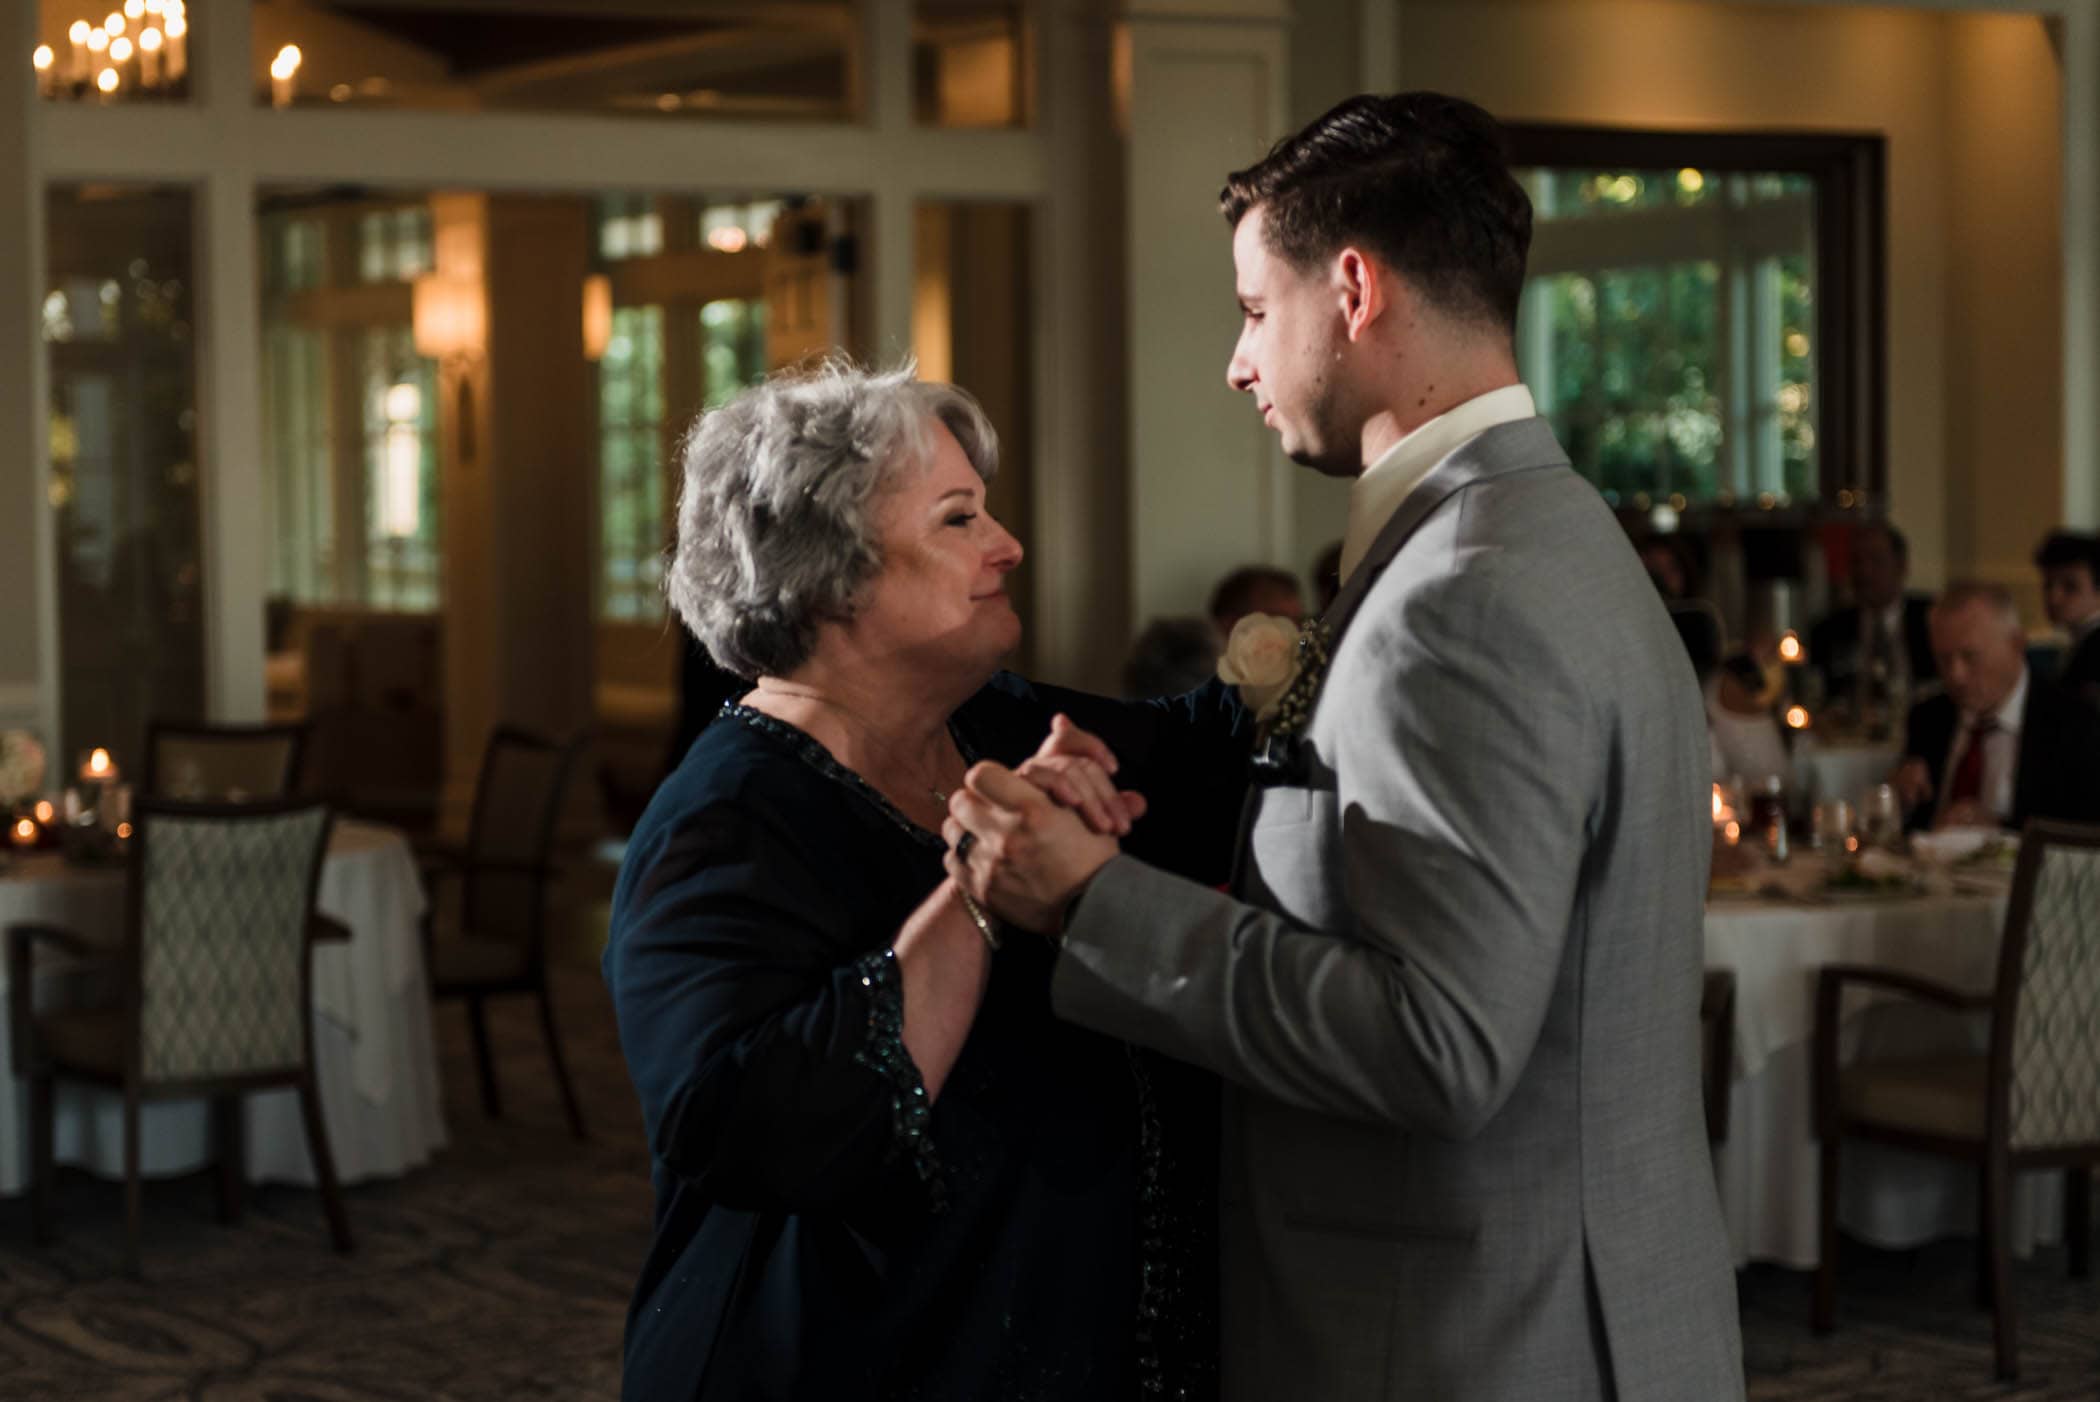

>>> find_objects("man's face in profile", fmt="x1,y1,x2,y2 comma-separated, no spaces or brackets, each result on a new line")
1226,207,1355,476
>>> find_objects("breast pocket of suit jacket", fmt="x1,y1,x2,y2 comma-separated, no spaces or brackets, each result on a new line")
1239,781,1340,930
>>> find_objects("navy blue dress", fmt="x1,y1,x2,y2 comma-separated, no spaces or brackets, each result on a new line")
604,673,1249,1401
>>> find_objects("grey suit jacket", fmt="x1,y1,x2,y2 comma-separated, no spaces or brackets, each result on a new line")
1055,418,1744,1402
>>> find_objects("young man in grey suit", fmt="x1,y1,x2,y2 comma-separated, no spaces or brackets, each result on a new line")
946,91,1744,1402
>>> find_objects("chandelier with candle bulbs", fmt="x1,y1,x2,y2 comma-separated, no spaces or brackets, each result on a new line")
33,1,189,102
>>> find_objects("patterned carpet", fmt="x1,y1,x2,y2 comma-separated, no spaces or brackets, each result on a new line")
0,966,2093,1400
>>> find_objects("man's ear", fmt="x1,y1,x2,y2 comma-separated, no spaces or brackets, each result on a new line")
1334,246,1388,343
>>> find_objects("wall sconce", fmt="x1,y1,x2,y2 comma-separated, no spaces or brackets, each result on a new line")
412,273,486,361
582,274,612,362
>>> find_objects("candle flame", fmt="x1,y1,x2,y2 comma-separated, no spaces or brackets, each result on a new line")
33,45,54,71
96,66,118,92
271,45,303,80
70,20,91,43
116,822,133,840
1724,820,1742,845
139,26,162,52
1712,786,1725,823
1845,836,1861,853
11,818,35,843
33,800,54,824
88,747,112,776
1778,632,1804,664
1785,705,1811,730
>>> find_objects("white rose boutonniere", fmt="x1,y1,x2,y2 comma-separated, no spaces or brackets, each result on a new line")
1218,614,1305,723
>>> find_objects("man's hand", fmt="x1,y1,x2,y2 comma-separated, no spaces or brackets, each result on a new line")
1016,715,1146,837
944,761,1120,934
1937,798,1995,831
1892,757,1934,809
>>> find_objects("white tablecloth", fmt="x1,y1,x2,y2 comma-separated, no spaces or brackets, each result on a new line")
1794,740,1901,807
0,820,446,1193
1705,887,2062,1267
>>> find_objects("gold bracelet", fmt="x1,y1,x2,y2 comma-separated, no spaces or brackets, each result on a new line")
953,882,1001,952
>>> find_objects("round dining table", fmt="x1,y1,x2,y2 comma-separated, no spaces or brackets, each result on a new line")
0,820,446,1194
1704,876,2062,1268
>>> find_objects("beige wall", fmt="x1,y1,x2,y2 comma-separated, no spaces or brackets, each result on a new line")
1387,0,2062,603
1944,11,2061,617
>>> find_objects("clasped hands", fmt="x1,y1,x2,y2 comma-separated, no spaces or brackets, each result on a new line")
942,715,1134,935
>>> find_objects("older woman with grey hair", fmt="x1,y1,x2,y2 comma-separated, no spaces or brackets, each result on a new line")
603,362,1246,1402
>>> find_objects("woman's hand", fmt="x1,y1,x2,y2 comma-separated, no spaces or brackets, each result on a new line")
1016,714,1147,837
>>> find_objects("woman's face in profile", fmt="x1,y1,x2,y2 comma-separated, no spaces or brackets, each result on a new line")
847,418,1023,674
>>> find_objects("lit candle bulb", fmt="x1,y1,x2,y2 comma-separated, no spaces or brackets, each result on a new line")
83,747,114,781
110,35,133,77
146,0,163,12
1778,630,1804,665
33,800,54,826
104,12,125,39
270,45,302,109
163,14,185,84
33,44,55,98
68,20,90,83
87,28,109,61
10,817,36,850
125,0,145,18
1785,705,1811,732
96,66,119,98
138,25,162,87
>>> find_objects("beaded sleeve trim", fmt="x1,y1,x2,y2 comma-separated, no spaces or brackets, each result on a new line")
848,946,945,1210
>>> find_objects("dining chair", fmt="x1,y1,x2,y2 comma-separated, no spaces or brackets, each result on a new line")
6,799,352,1275
1701,969,1736,1147
1811,819,2100,1380
144,721,309,800
422,726,587,1139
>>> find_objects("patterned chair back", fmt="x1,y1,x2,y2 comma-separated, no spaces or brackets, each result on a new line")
132,801,333,1084
462,729,580,953
147,723,307,801
2000,822,2100,1152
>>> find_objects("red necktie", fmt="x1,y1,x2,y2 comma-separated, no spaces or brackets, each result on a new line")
1947,715,1998,807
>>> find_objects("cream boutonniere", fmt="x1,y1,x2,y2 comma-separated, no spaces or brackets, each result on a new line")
1218,614,1332,735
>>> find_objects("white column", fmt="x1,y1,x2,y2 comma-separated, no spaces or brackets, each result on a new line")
1124,1,1293,628
195,0,266,720
1028,0,1130,689
866,0,916,360
0,0,49,737
2062,1,2100,527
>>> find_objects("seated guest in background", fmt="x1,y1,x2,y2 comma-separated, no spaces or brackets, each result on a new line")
1709,652,1793,791
1637,534,1694,602
1309,539,1344,615
1122,615,1222,699
1810,521,1937,701
1207,563,1303,639
1892,581,2100,832
2034,528,2100,692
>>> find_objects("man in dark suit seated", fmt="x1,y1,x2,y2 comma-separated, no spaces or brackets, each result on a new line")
1893,581,2100,831
1810,522,1937,702
2035,529,2100,695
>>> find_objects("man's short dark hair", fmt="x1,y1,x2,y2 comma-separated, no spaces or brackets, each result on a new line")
2034,529,2100,581
1859,520,1909,569
1209,565,1302,626
1219,91,1534,334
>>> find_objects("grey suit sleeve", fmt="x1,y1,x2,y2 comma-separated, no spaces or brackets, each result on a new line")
1053,564,1598,1138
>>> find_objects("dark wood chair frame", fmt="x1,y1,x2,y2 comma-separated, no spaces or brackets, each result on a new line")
1701,968,1737,1147
143,720,312,798
422,726,587,1140
1812,819,2100,1381
6,797,353,1275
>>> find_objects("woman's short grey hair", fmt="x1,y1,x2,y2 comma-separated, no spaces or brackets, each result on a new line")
666,360,999,679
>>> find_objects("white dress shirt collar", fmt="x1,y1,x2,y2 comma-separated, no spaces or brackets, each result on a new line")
1337,384,1537,585
1966,665,2030,737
